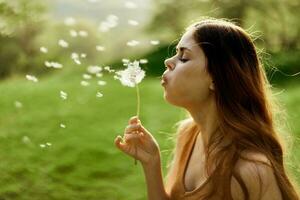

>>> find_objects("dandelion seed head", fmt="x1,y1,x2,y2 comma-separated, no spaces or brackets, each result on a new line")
40,46,48,53
115,61,145,87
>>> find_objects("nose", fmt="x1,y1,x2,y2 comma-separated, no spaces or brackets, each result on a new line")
164,57,174,70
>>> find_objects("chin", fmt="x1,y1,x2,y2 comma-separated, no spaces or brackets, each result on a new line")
163,92,186,108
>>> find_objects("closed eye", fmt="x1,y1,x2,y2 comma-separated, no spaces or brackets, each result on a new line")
179,58,189,63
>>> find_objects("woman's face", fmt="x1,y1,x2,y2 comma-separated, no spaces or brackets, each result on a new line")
162,28,214,109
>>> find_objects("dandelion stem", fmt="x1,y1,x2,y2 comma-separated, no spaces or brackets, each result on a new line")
136,84,140,118
134,84,140,165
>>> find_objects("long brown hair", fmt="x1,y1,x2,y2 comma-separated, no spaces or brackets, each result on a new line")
166,19,299,199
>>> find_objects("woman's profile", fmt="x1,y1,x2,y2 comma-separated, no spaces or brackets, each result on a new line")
114,18,300,200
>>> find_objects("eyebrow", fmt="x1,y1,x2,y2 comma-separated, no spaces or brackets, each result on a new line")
176,46,192,52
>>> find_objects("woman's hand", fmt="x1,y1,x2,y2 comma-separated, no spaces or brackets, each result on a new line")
114,116,160,166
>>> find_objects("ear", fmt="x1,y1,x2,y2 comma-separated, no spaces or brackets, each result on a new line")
209,81,215,91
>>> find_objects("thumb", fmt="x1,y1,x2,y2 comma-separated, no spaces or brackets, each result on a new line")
114,135,127,152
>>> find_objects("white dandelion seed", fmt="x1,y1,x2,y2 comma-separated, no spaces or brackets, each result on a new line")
26,75,38,82
83,74,92,79
127,40,140,47
96,73,103,77
122,58,130,64
40,46,48,53
87,65,102,74
96,92,103,98
114,61,145,88
98,15,119,32
15,101,23,108
52,62,63,69
60,90,68,100
79,30,88,37
71,52,79,59
44,61,52,68
97,80,107,86
150,40,160,45
64,17,76,26
80,80,90,86
128,20,139,26
80,53,87,58
40,144,46,148
71,53,81,65
46,142,52,146
139,59,148,64
74,59,81,65
87,0,99,3
60,123,66,128
70,29,78,37
96,45,105,51
58,39,69,48
98,22,110,32
125,1,137,9
44,61,63,69
22,136,30,144
104,66,115,73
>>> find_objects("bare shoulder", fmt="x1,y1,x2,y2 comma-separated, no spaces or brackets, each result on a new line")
231,151,283,200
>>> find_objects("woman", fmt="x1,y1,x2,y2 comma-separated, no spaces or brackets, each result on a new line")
114,19,299,200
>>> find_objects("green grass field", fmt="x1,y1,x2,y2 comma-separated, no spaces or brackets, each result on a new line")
0,69,299,200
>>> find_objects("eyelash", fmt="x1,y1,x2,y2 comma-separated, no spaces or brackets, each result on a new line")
179,58,189,63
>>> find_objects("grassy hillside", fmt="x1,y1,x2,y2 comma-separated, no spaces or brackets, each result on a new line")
0,69,299,199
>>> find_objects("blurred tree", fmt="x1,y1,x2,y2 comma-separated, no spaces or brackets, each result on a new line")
0,0,46,78
147,0,300,51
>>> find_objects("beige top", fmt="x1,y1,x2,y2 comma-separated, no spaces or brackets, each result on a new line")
168,129,216,200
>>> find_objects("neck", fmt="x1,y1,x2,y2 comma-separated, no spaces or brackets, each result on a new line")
186,98,219,149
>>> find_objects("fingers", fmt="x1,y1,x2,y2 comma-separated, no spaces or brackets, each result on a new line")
125,124,141,134
114,135,126,151
128,116,141,125
124,124,151,139
124,132,143,143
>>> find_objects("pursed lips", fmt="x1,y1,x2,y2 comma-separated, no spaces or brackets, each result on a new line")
161,75,168,86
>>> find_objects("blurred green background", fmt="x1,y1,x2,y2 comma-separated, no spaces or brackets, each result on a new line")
0,0,299,199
